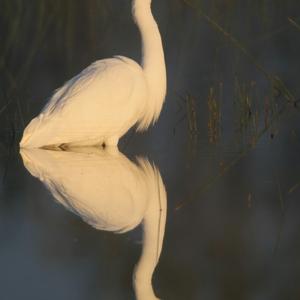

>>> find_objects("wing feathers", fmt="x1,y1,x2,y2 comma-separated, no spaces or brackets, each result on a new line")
42,61,107,116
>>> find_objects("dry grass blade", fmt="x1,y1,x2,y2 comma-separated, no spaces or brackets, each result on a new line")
182,0,296,105
288,17,300,31
288,180,300,194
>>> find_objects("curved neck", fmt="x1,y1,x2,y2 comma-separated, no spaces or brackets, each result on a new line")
132,1,167,129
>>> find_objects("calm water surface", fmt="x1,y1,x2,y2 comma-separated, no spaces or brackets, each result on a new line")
1,1,300,299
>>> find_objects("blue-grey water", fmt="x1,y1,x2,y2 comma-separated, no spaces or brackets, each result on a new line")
1,1,300,299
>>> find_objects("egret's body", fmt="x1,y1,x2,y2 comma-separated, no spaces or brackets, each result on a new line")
20,0,166,148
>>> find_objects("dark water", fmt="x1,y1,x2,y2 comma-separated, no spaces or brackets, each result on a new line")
1,0,300,299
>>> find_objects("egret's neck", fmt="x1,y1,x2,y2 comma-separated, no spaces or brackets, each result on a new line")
133,1,166,127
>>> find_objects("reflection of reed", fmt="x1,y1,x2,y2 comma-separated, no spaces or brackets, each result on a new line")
234,78,259,145
185,94,198,137
207,84,222,144
176,91,288,210
183,94,199,159
233,77,282,146
181,77,281,149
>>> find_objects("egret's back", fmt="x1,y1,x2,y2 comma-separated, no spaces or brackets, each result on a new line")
21,57,148,148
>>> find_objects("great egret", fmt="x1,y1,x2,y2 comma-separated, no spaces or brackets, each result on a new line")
20,147,167,300
20,0,166,148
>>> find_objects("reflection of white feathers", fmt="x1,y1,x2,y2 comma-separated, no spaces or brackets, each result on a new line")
20,0,166,149
21,147,151,233
20,147,166,300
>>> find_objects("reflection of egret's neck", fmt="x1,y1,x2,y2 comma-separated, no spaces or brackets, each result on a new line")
133,162,167,300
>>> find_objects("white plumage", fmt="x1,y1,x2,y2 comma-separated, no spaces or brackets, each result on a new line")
20,0,166,148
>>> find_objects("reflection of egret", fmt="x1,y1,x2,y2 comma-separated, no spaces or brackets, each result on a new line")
20,147,167,300
20,0,166,149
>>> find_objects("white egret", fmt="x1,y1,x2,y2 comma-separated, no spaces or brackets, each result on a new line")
20,0,166,148
20,147,167,300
